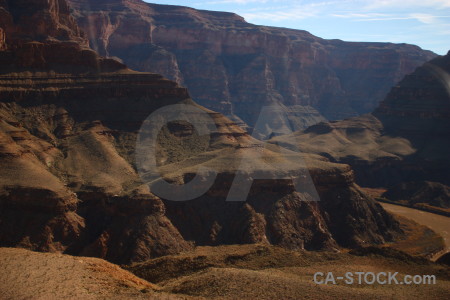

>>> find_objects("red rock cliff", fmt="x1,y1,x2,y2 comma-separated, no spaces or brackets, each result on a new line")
68,0,435,128
0,0,125,73
0,0,402,263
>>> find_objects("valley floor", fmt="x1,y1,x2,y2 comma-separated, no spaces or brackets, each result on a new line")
380,202,450,261
1,201,449,299
1,242,449,299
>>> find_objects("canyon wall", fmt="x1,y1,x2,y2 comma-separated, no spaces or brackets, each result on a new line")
0,0,401,264
272,51,450,188
68,0,435,130
0,0,125,73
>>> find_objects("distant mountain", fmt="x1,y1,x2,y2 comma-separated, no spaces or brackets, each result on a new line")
68,0,435,130
271,51,450,188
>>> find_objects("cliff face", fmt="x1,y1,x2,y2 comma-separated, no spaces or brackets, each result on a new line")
0,0,191,262
272,52,450,188
0,0,401,264
0,78,400,261
0,0,125,73
0,77,194,263
0,0,85,43
67,0,435,129
382,181,450,209
374,52,450,138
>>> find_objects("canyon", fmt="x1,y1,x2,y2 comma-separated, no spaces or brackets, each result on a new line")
272,51,450,203
1,1,449,299
67,0,436,131
0,0,404,265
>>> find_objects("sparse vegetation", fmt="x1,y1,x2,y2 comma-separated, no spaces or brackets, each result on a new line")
125,244,450,299
384,215,445,258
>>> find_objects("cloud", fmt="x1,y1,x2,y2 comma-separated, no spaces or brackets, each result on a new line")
410,13,444,24
163,0,449,54
242,10,316,22
350,13,450,24
365,0,450,9
196,0,450,11
209,0,450,23
331,13,389,18
237,0,347,22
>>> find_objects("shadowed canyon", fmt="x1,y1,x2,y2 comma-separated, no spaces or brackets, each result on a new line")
0,0,449,299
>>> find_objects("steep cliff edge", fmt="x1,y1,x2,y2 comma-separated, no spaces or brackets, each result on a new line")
0,0,192,263
0,78,400,261
68,0,435,129
0,0,401,264
272,52,450,188
0,0,125,73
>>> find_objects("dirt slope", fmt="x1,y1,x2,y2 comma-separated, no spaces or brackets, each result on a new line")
0,247,193,299
128,244,450,300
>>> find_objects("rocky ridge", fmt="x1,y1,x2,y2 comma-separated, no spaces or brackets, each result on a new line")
0,0,126,74
382,181,450,209
0,0,401,264
68,0,435,130
271,52,450,188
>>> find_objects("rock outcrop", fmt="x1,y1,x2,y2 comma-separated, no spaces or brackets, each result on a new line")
382,181,450,209
437,252,450,266
0,0,125,73
0,247,161,299
0,27,6,51
0,0,401,264
68,0,435,129
272,52,450,188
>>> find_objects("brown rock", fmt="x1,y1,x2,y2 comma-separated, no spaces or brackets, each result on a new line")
272,52,450,187
0,0,126,73
68,0,435,127
0,27,5,50
382,181,450,209
0,247,162,299
0,0,402,264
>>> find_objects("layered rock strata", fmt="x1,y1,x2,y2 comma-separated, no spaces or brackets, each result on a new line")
68,0,435,129
272,52,450,187
0,0,401,264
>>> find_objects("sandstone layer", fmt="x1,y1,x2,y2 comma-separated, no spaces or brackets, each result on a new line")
0,0,126,74
68,0,435,130
271,52,450,188
0,0,401,264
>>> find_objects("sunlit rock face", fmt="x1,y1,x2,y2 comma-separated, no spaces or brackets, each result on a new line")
68,0,435,130
0,0,402,264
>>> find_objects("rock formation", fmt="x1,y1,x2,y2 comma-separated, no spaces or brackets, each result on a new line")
67,0,435,130
0,0,125,73
0,0,401,264
382,181,450,209
437,251,450,266
272,51,450,188
0,247,161,299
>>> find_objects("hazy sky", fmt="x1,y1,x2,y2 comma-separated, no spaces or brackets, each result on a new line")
145,0,450,55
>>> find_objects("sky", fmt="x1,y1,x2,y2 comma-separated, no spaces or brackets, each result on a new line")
144,0,450,55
